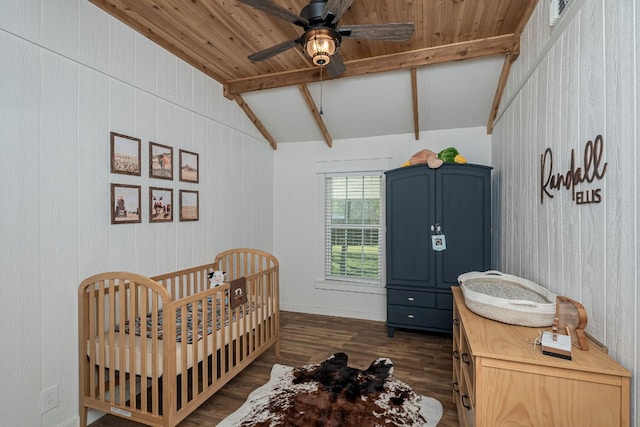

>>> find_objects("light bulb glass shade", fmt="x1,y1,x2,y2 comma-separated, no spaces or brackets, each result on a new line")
303,29,338,66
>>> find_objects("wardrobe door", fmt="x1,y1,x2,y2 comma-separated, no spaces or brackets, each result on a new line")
435,165,491,289
385,167,436,288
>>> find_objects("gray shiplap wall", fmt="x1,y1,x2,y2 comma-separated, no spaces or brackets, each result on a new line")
0,2,273,426
492,0,637,422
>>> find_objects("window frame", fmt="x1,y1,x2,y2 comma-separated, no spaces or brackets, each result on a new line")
313,158,390,295
323,172,384,285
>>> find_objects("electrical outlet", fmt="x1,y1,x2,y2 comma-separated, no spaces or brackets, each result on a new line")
41,384,59,414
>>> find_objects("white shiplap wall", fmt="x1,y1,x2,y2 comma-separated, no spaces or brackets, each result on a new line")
492,0,637,423
0,1,273,426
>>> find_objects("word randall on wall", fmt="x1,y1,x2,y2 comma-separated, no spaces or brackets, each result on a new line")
540,134,608,205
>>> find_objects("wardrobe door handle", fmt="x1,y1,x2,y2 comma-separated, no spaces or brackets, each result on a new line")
461,353,471,364
453,350,460,359
453,382,460,393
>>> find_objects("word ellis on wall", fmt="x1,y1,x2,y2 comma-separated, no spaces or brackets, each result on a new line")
540,135,608,205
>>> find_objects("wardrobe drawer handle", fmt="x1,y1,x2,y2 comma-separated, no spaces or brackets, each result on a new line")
407,314,414,319
407,297,415,302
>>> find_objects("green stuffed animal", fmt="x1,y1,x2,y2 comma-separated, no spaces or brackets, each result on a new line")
438,147,467,164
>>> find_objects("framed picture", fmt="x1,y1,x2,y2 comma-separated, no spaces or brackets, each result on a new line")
110,132,141,176
179,190,199,221
179,149,199,183
149,187,173,223
149,142,173,180
111,183,141,224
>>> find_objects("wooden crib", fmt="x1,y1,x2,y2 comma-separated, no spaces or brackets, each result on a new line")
78,248,279,427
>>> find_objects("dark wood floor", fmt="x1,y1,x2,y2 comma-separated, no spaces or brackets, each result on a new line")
88,311,459,426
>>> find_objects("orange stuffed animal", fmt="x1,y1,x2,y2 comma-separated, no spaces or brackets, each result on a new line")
402,149,443,169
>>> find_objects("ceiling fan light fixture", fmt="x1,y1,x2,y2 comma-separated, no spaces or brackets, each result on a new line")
303,28,339,66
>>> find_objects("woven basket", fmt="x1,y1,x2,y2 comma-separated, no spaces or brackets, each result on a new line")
458,270,557,327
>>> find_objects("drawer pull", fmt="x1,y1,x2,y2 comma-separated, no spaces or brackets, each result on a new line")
461,394,471,410
407,314,415,319
461,353,471,364
453,350,460,359
453,382,460,393
407,297,415,302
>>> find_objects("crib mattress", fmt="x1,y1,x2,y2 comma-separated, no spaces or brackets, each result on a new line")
86,306,272,376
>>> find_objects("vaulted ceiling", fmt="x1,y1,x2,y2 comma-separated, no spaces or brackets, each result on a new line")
89,0,538,148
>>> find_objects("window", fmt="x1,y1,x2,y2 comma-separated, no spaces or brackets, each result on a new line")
324,174,383,284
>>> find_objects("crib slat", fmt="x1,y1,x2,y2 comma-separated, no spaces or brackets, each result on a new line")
126,282,135,410
117,282,126,407
180,304,188,410
87,284,96,399
151,295,159,415
107,279,116,405
138,286,148,413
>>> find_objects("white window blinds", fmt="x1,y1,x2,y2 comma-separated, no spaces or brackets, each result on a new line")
324,174,383,283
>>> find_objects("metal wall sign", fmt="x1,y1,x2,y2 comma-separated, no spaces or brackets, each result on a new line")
540,134,608,205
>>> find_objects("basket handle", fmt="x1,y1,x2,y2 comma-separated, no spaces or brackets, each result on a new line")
507,299,546,307
484,270,505,276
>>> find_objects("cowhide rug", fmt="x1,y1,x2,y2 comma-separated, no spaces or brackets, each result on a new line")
218,352,443,426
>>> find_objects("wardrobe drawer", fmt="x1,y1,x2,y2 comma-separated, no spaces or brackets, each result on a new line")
387,289,436,307
437,292,453,310
387,305,452,329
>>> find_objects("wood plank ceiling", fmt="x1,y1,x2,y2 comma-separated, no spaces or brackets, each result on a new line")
89,0,538,148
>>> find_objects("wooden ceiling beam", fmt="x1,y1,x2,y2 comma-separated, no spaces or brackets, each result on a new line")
486,48,518,135
232,94,278,150
224,34,519,97
298,84,333,147
410,68,419,140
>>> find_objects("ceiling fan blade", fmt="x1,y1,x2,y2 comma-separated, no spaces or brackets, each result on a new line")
322,0,354,24
238,0,308,27
326,52,346,78
339,23,415,42
248,38,300,62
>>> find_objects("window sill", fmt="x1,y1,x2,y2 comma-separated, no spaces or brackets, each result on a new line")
314,279,386,295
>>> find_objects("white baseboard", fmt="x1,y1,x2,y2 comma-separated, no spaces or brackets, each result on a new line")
280,303,386,322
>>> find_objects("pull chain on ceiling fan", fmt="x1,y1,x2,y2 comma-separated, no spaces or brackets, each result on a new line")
239,0,415,78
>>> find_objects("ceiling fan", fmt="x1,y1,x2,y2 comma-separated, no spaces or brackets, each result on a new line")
239,0,415,78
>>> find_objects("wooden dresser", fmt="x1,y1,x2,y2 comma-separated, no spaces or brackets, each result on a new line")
452,287,631,427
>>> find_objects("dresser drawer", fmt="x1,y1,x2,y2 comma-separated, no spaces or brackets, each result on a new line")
387,289,436,307
387,305,453,329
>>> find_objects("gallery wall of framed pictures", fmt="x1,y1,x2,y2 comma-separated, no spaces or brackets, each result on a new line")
110,131,199,224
